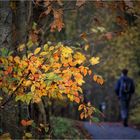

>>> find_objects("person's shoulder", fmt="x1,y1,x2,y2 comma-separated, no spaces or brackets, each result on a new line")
127,77,134,82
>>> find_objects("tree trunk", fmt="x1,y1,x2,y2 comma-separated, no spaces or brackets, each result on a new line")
0,1,21,138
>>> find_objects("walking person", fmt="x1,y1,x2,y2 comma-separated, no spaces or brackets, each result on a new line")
115,69,135,127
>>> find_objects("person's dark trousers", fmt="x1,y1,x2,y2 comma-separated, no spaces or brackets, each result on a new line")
120,99,130,127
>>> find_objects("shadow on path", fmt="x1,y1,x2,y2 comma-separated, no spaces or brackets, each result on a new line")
84,122,140,139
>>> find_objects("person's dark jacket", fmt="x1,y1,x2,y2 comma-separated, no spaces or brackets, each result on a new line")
115,75,135,100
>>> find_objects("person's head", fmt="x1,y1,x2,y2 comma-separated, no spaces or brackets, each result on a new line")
122,69,128,76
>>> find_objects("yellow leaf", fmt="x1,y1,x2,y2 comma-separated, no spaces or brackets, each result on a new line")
31,85,35,92
40,123,45,128
0,133,11,140
89,57,100,65
97,26,106,32
35,82,40,88
68,94,74,101
14,56,20,64
40,51,48,56
77,79,85,85
34,47,41,55
84,44,89,51
29,65,37,74
27,40,33,48
44,44,48,50
78,104,84,110
78,87,83,93
87,102,91,106
25,132,32,138
49,46,54,51
33,96,41,103
74,73,85,85
28,53,33,58
61,46,73,58
91,28,98,33
74,52,86,64
21,60,28,67
8,56,13,62
17,44,25,52
24,80,32,87
42,65,50,72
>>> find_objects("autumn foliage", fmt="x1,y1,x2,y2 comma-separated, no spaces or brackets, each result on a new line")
0,40,104,120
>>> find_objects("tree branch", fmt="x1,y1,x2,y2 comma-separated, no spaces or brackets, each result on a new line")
0,72,31,109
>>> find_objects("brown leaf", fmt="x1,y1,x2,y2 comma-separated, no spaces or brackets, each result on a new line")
44,0,50,6
57,0,63,6
80,32,87,41
51,9,64,32
76,0,86,7
30,32,38,43
39,6,52,18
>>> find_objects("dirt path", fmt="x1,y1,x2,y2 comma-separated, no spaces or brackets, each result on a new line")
84,122,140,139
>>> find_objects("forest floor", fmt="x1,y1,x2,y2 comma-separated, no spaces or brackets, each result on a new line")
84,122,140,139
51,117,91,139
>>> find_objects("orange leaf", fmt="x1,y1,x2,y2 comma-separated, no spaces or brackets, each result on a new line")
97,78,104,85
4,71,9,75
7,66,13,73
80,112,85,119
63,63,69,67
83,68,87,76
93,75,104,85
88,70,92,75
78,104,84,111
21,119,33,126
93,74,97,81
21,119,27,126
74,97,80,104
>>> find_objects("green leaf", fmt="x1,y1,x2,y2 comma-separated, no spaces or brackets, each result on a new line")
25,132,32,138
45,127,49,133
31,122,36,128
25,93,33,104
32,22,37,30
27,40,33,48
46,72,62,81
8,51,13,56
45,80,52,86
91,117,100,123
15,95,23,102
2,87,8,93
1,48,9,57
15,93,33,104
